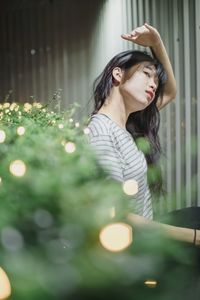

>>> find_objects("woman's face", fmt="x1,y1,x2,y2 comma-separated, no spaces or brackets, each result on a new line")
119,62,159,113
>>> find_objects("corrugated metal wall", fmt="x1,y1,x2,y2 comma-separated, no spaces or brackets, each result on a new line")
0,0,199,212
0,0,104,110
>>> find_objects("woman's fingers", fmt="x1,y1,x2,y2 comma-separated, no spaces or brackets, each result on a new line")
144,23,154,30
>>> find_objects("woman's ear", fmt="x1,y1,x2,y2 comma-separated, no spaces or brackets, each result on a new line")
112,67,123,85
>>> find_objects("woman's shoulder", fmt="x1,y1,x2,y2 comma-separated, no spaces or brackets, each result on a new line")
87,114,116,138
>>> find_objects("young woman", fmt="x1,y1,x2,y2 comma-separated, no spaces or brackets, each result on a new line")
88,23,199,246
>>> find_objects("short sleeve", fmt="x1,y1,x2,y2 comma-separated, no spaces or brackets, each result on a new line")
89,134,124,182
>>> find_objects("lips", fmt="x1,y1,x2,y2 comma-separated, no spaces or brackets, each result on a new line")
145,90,154,100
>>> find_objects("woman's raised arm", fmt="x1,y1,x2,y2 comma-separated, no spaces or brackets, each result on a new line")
121,23,177,110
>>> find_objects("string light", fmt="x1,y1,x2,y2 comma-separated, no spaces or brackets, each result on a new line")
83,127,90,135
0,177,2,185
9,103,17,111
33,102,43,109
75,122,80,128
9,160,26,177
69,118,73,123
64,142,76,153
99,222,132,252
0,267,11,299
3,103,10,109
0,130,6,143
17,126,25,136
24,103,32,112
58,124,64,129
123,179,138,196
144,279,158,288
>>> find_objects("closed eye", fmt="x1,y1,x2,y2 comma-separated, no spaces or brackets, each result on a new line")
143,71,151,78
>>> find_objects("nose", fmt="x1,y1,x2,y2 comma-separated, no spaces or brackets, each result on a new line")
149,79,157,92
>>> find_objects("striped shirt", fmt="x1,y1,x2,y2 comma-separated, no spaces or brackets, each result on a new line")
87,113,153,220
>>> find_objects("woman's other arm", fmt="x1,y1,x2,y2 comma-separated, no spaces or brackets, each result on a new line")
127,213,200,246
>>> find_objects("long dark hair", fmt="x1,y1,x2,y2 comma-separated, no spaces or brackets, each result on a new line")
91,50,167,196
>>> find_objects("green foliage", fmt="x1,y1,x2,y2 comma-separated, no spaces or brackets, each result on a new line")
0,102,198,300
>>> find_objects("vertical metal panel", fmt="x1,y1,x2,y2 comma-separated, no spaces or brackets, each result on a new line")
183,0,191,207
0,0,105,107
196,0,200,206
172,0,181,209
137,0,144,25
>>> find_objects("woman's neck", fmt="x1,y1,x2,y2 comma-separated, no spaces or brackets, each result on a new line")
97,89,128,130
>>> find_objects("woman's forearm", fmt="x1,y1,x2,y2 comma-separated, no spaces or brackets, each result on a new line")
151,39,177,109
127,213,200,246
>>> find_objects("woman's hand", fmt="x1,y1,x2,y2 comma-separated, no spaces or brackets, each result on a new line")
121,23,161,48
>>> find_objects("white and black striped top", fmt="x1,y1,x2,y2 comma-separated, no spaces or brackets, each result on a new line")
87,113,153,220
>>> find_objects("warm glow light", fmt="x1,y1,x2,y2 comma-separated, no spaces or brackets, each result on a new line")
0,130,6,143
24,103,32,112
75,122,80,128
123,179,138,195
64,142,76,153
9,103,17,111
17,126,25,136
69,118,73,123
0,267,11,299
99,222,132,252
83,127,90,135
9,160,26,177
58,124,64,129
33,102,43,108
3,103,10,109
144,279,158,288
0,177,2,185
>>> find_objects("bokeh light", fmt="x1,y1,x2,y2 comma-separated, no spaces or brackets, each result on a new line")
1,227,24,252
34,209,53,229
83,127,90,135
9,160,26,177
123,179,138,195
23,103,32,112
0,267,11,299
3,103,10,109
64,142,76,153
17,126,25,136
58,124,64,129
99,222,132,252
33,102,43,108
0,130,6,143
144,279,158,288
